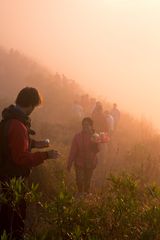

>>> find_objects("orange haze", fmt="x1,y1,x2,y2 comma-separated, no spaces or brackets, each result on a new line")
1,0,160,129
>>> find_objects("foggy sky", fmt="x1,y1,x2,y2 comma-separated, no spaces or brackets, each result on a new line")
1,0,160,129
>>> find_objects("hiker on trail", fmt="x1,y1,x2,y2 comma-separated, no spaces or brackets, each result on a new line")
0,87,59,240
67,117,99,195
104,110,114,137
91,103,110,188
92,102,108,161
110,103,120,129
92,102,107,133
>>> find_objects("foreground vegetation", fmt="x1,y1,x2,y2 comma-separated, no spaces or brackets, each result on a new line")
2,172,160,240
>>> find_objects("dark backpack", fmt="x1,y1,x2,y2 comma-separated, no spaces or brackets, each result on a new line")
0,119,31,178
0,119,11,168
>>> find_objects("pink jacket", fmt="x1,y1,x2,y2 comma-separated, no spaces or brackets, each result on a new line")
68,131,99,169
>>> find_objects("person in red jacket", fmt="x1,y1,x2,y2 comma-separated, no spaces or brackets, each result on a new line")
0,87,59,240
67,117,99,195
92,102,107,133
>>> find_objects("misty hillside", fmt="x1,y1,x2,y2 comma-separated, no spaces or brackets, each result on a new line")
0,47,158,147
0,47,159,182
0,47,82,123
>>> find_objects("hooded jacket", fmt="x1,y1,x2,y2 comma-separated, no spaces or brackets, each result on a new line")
68,131,99,169
0,105,48,178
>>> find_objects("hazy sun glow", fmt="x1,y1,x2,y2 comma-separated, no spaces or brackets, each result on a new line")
1,0,160,129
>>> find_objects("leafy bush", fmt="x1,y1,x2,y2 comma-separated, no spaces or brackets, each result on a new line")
23,174,160,239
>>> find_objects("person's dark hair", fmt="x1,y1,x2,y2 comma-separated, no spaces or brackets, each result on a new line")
82,117,93,126
113,103,117,108
15,87,42,108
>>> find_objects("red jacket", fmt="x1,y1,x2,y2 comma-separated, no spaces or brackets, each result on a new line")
8,119,48,167
68,131,99,169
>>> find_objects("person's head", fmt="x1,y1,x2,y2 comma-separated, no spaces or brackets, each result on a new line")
113,103,117,109
95,101,103,113
15,87,42,115
82,117,93,133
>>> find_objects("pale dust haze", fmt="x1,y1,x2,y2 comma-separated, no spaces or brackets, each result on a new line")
0,0,160,129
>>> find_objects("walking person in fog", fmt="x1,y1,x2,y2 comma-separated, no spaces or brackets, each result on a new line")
92,102,107,133
111,103,120,129
104,110,114,137
67,117,99,196
0,87,60,239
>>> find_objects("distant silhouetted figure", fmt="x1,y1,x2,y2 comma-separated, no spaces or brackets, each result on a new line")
104,110,114,137
67,118,99,195
92,102,107,133
92,102,108,179
111,103,120,129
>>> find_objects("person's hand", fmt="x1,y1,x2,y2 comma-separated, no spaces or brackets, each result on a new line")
47,149,60,159
35,139,50,148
